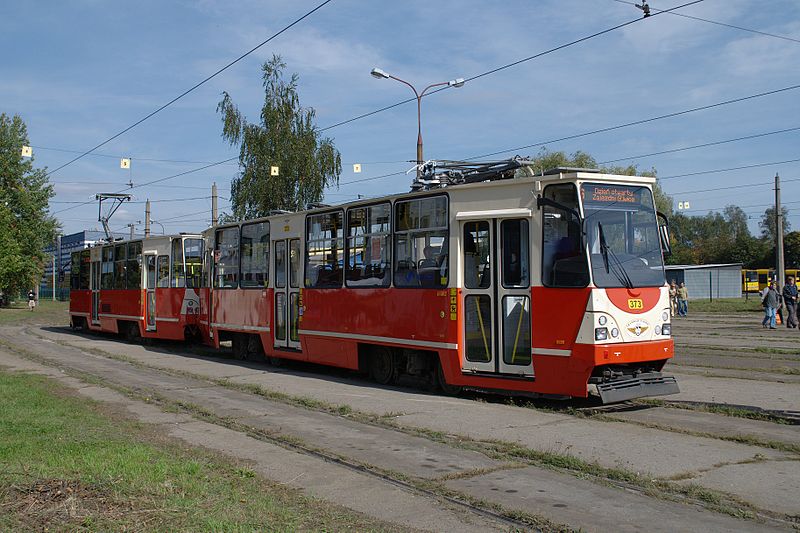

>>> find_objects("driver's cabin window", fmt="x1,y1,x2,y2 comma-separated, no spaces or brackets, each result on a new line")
542,183,589,287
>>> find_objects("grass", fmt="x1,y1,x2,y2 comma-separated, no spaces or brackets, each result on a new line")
0,370,407,532
0,299,70,326
687,297,763,313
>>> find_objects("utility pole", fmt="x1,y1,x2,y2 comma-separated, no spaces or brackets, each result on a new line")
144,199,151,238
212,182,218,226
127,223,135,240
51,251,56,302
776,173,785,288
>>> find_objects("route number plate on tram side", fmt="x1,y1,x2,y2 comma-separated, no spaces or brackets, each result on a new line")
628,299,643,310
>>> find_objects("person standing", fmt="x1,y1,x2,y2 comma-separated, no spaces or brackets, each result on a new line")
27,289,36,311
668,280,678,318
783,276,798,328
676,282,689,317
761,281,781,329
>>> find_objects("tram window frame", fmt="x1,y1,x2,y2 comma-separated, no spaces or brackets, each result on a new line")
157,255,170,288
171,239,185,288
240,222,270,289
79,249,90,290
345,202,391,288
127,241,142,290
70,252,81,290
100,246,113,289
305,210,344,289
541,183,589,288
501,219,530,288
184,238,204,289
113,244,127,289
214,226,240,289
393,195,449,289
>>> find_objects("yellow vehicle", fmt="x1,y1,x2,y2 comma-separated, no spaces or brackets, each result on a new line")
744,268,800,292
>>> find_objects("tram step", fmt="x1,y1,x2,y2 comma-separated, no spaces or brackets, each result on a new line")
594,372,679,404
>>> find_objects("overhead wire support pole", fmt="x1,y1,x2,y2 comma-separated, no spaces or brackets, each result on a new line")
776,173,785,292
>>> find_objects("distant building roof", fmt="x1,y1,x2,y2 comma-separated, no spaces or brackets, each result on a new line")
665,263,743,270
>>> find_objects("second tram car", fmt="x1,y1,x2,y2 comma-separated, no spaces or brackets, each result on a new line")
70,163,679,403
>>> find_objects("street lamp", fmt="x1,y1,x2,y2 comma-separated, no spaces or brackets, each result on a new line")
370,67,465,177
149,219,166,235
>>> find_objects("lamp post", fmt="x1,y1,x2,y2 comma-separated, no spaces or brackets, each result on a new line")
370,68,464,177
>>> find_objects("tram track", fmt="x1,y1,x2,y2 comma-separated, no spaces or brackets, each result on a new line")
8,325,799,529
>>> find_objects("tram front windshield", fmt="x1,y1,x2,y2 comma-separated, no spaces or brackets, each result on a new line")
581,183,665,288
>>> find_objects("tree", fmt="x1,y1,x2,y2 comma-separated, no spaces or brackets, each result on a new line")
218,55,341,219
783,231,800,268
759,205,790,242
0,113,58,300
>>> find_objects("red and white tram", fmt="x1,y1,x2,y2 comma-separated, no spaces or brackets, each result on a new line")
69,234,204,341
70,163,678,403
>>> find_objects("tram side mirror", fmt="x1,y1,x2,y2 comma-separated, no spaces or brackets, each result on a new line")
657,211,671,257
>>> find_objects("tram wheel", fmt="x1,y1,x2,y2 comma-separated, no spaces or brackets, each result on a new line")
436,359,462,396
124,322,141,343
232,333,249,360
268,356,283,367
369,347,396,385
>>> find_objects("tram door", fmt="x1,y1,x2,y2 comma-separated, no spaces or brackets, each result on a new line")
90,259,100,325
144,254,157,331
461,218,533,376
273,239,302,350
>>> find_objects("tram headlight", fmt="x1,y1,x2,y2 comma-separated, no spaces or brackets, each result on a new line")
594,327,609,341
598,315,607,326
661,311,669,322
655,325,661,335
661,324,671,336
610,328,619,338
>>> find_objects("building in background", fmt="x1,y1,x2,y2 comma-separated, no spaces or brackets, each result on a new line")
41,230,106,300
664,263,743,300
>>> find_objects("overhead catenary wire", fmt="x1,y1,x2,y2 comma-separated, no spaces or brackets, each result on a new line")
465,83,800,161
45,0,334,178
50,156,239,215
319,0,705,132
611,0,800,45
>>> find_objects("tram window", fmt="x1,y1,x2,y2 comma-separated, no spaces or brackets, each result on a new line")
305,210,344,288
463,221,491,289
184,238,204,288
214,227,239,288
113,244,127,289
157,255,170,288
502,219,529,288
346,203,391,288
542,184,589,288
127,241,142,289
394,196,448,288
101,247,114,289
70,252,81,290
240,222,269,288
275,240,286,289
79,250,90,290
171,239,185,288
290,239,301,288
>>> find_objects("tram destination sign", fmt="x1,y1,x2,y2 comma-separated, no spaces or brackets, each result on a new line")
582,184,639,206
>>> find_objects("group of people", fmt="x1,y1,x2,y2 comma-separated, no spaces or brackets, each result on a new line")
668,280,689,317
761,275,799,329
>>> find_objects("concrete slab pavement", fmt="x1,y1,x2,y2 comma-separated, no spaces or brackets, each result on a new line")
603,406,800,449
447,467,783,533
4,331,792,531
667,371,800,411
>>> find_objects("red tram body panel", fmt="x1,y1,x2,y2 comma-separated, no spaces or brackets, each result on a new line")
70,166,678,404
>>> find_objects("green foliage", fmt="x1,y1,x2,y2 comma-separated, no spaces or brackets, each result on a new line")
759,205,790,241
218,55,341,219
0,113,58,297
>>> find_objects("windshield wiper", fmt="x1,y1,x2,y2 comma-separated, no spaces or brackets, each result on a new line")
597,223,634,289
598,223,610,273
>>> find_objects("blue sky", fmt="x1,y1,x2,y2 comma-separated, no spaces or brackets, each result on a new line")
2,0,799,237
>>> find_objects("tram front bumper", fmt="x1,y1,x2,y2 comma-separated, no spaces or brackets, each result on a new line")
588,371,679,404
